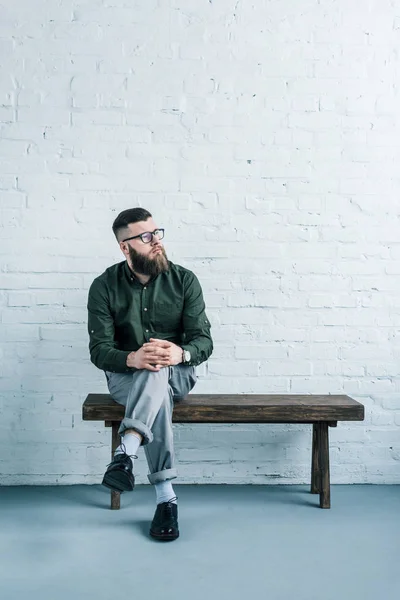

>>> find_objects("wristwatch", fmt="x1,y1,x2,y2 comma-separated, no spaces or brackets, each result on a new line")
182,349,191,364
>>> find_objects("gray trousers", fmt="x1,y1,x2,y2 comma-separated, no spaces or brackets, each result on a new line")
105,365,197,485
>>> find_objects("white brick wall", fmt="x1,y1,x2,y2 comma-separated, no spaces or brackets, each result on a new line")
1,0,400,485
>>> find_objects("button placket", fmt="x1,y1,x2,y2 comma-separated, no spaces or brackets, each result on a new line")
142,285,150,339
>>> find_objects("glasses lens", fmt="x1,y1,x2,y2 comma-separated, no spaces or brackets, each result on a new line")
141,232,152,243
155,229,164,240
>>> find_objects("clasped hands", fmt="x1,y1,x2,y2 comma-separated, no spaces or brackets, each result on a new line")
126,338,183,371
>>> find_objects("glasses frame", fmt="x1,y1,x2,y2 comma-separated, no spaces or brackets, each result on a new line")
121,228,165,244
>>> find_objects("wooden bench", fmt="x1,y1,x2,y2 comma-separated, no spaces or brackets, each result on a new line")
82,393,364,510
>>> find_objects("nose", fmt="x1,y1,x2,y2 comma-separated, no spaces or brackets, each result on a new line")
151,240,162,253
151,233,162,246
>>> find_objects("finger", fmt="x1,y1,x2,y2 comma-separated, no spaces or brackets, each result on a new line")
144,343,168,352
149,360,169,365
144,363,161,372
143,345,161,354
145,357,169,365
144,349,170,359
143,351,169,360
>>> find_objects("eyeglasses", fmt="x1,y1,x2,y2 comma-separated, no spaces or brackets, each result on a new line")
122,228,165,244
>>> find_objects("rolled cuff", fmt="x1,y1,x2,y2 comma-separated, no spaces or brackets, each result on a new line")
118,418,153,445
147,468,178,485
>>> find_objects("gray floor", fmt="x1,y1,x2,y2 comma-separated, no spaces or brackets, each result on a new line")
0,484,399,600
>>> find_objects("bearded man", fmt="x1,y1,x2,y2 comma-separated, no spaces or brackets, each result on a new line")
87,207,213,541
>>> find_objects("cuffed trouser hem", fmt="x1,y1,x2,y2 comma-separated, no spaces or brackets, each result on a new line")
118,418,153,445
147,468,178,485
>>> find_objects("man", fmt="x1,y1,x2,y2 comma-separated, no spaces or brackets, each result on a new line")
87,207,213,541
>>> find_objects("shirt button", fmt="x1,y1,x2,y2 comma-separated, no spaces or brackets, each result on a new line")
144,286,147,290
146,329,149,333
144,308,147,311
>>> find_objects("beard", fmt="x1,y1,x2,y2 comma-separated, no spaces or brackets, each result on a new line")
127,244,169,277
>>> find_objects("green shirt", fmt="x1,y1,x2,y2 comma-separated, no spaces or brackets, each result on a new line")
87,260,213,373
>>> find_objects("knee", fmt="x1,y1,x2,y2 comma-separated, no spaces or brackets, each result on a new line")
134,367,170,381
130,366,170,391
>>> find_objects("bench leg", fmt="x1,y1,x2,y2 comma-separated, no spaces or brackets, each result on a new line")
318,422,331,509
311,423,320,494
111,421,121,510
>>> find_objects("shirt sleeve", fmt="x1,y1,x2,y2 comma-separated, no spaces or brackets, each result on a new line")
87,278,134,373
180,271,213,366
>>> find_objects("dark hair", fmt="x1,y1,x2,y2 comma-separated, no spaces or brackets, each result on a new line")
112,208,152,241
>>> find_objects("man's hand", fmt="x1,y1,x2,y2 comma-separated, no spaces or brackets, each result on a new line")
126,339,182,371
144,338,183,367
126,344,169,371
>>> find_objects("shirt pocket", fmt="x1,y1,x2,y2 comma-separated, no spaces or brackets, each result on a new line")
152,300,182,332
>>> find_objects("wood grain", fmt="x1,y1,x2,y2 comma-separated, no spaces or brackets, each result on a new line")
311,423,320,494
83,393,364,423
319,422,331,509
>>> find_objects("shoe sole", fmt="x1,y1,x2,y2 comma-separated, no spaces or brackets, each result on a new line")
102,471,135,493
150,531,179,542
149,529,179,542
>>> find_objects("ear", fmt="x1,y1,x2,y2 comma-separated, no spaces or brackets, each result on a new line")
119,241,128,257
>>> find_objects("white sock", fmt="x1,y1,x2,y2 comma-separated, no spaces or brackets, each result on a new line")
115,432,141,466
155,480,177,505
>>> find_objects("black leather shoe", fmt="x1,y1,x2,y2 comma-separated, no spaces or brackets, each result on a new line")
102,452,136,493
149,497,179,541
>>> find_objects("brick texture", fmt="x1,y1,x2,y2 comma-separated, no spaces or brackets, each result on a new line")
1,0,400,485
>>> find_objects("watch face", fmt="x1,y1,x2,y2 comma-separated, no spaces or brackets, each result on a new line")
184,350,191,363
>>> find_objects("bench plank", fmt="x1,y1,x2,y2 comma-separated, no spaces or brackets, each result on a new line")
83,393,364,423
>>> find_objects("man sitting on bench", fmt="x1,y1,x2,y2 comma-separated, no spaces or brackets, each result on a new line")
87,207,213,541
